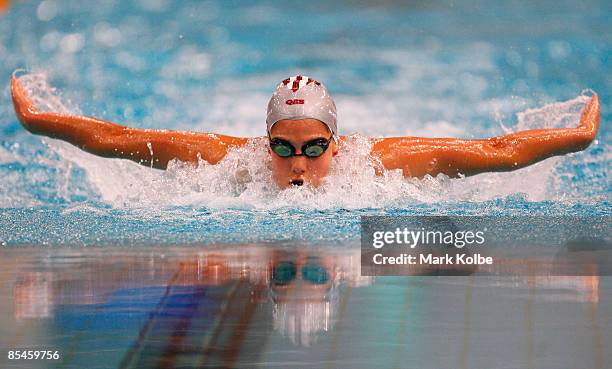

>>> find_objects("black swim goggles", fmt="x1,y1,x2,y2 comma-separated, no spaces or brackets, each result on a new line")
269,135,333,158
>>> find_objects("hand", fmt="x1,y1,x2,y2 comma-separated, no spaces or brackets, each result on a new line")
577,93,600,142
11,71,39,130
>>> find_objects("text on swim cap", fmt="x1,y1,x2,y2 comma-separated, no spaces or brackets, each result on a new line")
285,99,304,105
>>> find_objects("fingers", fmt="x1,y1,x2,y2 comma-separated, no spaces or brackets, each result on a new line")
11,72,22,96
11,69,29,97
10,71,38,118
585,93,599,117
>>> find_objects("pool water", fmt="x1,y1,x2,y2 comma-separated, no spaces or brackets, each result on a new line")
0,0,610,245
0,1,610,368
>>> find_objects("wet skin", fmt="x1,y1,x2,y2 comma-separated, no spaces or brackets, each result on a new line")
11,73,601,188
268,119,338,188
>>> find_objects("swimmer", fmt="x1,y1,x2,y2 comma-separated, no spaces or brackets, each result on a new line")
11,73,600,188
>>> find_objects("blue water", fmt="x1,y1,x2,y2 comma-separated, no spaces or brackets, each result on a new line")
0,3,611,369
0,0,610,245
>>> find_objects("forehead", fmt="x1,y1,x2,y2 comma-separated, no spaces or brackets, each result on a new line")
269,118,331,139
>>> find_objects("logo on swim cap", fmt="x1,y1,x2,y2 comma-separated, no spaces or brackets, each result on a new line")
282,75,321,92
285,99,304,105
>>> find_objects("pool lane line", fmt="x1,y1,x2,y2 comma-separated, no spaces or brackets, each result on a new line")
391,281,413,369
196,280,265,368
156,286,210,369
220,283,267,367
325,286,353,369
196,280,246,368
459,275,475,369
195,280,240,367
118,262,187,369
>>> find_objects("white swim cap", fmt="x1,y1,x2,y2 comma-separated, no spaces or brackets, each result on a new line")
266,75,337,138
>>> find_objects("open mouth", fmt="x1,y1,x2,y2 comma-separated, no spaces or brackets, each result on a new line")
290,179,304,186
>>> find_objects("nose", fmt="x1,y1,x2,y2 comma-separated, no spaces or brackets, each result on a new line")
290,156,307,175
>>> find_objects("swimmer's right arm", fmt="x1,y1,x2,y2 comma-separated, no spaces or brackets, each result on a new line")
11,74,248,169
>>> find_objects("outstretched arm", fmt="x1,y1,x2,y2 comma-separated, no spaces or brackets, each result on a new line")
11,73,248,169
372,94,600,178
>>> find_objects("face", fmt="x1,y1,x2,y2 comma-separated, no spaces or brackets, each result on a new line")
268,118,337,188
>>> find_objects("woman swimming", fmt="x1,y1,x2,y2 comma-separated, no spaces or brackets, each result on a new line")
11,73,600,188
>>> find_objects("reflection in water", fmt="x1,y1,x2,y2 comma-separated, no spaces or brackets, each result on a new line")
270,253,344,347
15,272,53,320
4,246,371,368
0,246,607,369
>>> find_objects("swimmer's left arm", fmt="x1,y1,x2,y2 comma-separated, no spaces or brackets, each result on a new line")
373,94,600,178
